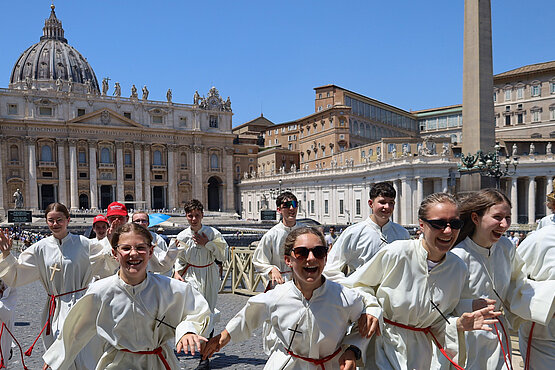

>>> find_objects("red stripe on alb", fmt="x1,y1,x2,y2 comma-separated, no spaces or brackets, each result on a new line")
181,262,214,276
25,286,89,357
286,346,342,370
524,322,536,370
384,317,465,370
121,346,171,370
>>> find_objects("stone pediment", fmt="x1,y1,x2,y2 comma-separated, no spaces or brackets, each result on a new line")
68,108,143,128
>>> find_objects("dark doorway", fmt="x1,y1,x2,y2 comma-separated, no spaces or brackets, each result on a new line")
100,185,113,210
79,194,89,209
207,176,222,211
152,186,165,210
41,184,55,210
125,194,134,211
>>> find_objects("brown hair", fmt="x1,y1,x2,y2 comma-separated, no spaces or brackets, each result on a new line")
283,227,326,256
455,188,511,245
110,223,153,249
184,199,204,214
418,192,459,221
44,203,70,219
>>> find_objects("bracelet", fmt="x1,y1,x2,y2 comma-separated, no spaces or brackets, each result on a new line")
345,345,362,360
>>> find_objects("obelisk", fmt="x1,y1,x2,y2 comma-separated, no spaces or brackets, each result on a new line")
461,0,496,190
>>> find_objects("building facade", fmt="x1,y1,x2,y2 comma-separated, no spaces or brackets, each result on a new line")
0,6,236,213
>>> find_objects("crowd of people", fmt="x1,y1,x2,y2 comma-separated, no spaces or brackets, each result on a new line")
0,183,552,369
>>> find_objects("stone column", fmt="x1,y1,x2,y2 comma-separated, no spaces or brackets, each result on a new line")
89,140,98,210
134,143,143,208
441,177,448,193
26,138,39,210
546,177,553,215
57,139,67,206
143,145,151,209
392,180,401,224
528,176,536,224
416,177,424,217
510,176,518,223
193,145,204,201
433,179,441,193
116,142,124,202
167,145,177,210
225,147,234,212
69,139,78,211
0,139,5,213
401,178,412,226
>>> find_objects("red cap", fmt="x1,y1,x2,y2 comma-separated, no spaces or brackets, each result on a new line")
106,202,128,217
93,214,108,225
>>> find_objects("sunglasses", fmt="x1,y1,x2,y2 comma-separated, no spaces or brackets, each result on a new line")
291,245,328,259
281,200,298,209
421,218,464,230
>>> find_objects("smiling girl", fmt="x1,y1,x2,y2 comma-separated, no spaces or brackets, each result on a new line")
202,227,374,370
0,202,113,369
448,188,555,370
43,223,211,370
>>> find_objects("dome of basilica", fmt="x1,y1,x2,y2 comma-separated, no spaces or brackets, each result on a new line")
9,5,100,94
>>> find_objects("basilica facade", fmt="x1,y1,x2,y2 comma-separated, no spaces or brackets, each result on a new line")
0,6,236,213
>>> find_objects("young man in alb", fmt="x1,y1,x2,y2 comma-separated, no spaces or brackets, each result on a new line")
324,182,409,284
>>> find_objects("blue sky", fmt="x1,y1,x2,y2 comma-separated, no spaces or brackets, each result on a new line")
1,1,553,126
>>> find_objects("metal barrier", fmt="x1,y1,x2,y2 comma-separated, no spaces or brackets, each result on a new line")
219,245,268,296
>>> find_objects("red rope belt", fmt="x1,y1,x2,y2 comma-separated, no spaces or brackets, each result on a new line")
0,322,28,369
492,319,513,370
121,346,170,370
384,317,465,370
25,286,89,356
286,346,342,370
264,270,292,292
181,262,214,276
524,322,536,370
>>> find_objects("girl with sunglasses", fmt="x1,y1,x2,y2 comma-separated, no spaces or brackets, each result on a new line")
43,223,211,369
0,202,115,369
444,188,555,370
343,192,501,369
202,227,376,369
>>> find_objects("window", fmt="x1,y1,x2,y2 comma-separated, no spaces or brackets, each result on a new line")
438,117,447,129
78,149,86,164
532,110,541,123
318,106,323,112
327,104,332,108
39,107,53,116
210,154,219,170
124,151,132,165
100,148,111,163
236,165,240,173
248,201,252,213
550,108,555,120
153,150,162,165
504,89,511,101
125,173,133,180
505,106,511,112
324,199,329,214
531,84,541,97
209,115,218,128
356,199,361,215
361,150,365,158
493,92,497,102
339,119,345,126
310,200,315,214
551,82,555,94
40,145,53,162
9,145,19,161
154,174,163,180
8,104,17,115
79,172,87,178
339,200,344,215
180,152,187,168
505,115,511,126
77,108,86,117
318,93,322,99
123,112,131,119
517,87,524,100
152,115,163,124
517,113,523,124
388,144,396,153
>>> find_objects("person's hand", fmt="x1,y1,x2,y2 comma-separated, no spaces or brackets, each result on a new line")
457,305,501,332
42,363,50,370
358,313,380,338
192,232,209,246
339,349,357,370
201,330,231,360
173,270,185,282
472,298,496,311
0,229,13,258
176,333,207,356
270,267,284,285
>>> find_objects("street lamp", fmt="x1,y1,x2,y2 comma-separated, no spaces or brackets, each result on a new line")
458,142,518,189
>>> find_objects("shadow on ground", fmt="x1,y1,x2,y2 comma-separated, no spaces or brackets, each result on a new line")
176,352,266,368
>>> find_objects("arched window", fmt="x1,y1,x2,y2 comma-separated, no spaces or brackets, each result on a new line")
153,150,162,166
41,145,53,162
124,150,132,165
10,145,19,161
100,148,111,163
210,154,219,170
78,149,87,164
